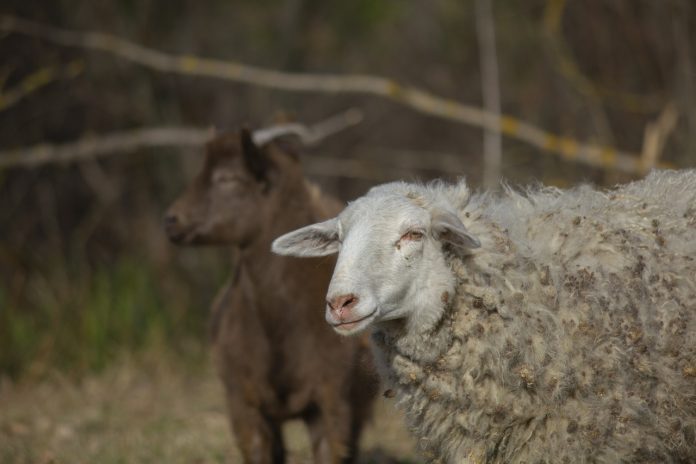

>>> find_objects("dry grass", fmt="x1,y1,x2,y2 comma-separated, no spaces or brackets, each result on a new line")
0,352,419,464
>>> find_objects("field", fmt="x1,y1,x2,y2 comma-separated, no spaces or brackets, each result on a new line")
0,351,419,464
4,2,691,463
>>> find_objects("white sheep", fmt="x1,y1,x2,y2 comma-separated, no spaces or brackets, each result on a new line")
272,170,696,463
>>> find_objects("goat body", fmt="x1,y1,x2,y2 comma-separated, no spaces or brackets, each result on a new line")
166,130,377,464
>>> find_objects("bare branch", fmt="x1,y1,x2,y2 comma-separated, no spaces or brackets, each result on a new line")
0,127,212,169
542,0,664,114
475,0,502,188
640,103,679,173
0,111,362,169
0,126,432,182
252,108,363,146
0,60,84,112
0,15,671,175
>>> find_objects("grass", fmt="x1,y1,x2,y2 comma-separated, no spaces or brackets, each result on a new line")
0,256,211,378
0,253,420,462
0,352,419,463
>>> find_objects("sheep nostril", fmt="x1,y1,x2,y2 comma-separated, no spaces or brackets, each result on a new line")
328,294,359,313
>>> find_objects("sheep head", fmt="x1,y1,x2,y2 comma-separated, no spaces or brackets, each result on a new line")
272,181,480,335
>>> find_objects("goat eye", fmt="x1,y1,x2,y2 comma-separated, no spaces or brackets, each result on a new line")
212,173,238,185
401,230,424,241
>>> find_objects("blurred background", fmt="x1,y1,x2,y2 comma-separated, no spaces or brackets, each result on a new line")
1,0,694,462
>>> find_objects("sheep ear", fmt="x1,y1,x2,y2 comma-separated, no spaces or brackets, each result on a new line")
431,209,480,250
272,218,340,257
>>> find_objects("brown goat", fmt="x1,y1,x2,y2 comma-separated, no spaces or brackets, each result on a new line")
164,129,378,464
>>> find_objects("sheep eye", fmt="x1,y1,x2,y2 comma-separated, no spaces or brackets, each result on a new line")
401,230,424,241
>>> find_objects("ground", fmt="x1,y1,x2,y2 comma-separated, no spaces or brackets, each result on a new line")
0,352,419,464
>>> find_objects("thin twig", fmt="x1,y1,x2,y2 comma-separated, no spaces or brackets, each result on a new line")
252,108,363,146
0,60,84,112
0,128,211,168
640,103,679,173
0,112,362,169
475,0,502,188
0,15,671,175
0,126,418,181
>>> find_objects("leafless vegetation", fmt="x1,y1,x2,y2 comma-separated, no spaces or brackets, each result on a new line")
0,1,694,461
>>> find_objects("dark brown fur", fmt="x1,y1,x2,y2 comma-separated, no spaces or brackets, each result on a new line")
165,130,378,464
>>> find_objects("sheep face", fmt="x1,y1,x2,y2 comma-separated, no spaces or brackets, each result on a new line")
273,183,480,335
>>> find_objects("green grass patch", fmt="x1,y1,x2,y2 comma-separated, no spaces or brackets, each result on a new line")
0,257,208,379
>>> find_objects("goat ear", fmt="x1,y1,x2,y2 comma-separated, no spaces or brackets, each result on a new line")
272,218,340,257
241,127,270,181
431,209,480,250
